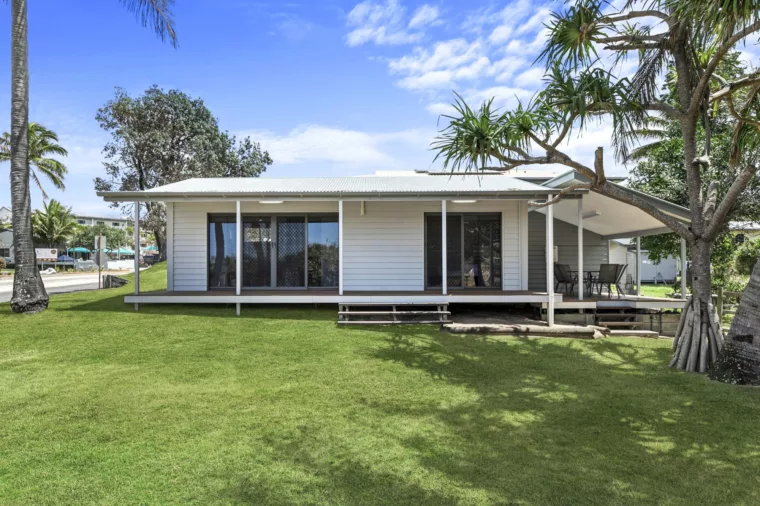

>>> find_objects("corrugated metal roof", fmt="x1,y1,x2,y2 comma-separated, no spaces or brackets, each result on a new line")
142,175,550,194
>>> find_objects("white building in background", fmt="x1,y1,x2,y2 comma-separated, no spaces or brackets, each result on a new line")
610,238,679,284
73,214,130,229
0,206,12,262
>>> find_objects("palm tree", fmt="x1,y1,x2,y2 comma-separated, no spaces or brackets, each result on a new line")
31,200,79,248
0,122,68,199
8,0,177,314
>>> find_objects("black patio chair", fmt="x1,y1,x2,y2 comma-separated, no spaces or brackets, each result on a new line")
615,264,628,297
596,263,625,298
554,263,577,295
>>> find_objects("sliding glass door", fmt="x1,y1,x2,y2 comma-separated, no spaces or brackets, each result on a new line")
208,214,338,290
425,213,501,290
276,216,307,288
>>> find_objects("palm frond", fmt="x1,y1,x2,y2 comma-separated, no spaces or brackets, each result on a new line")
119,0,178,47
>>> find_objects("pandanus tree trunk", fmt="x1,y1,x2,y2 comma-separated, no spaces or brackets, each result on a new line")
670,238,724,373
709,258,760,385
9,0,48,314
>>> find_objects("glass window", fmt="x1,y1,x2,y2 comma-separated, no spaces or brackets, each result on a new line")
112,222,120,227
0,248,9,258
96,221,105,225
77,220,86,225
307,216,339,287
463,215,501,288
276,216,306,287
208,215,237,289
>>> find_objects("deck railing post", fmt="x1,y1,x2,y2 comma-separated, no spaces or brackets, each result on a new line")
636,236,641,296
133,201,140,311
680,237,687,300
442,199,447,295
339,200,344,296
546,200,555,326
717,286,724,322
577,197,583,301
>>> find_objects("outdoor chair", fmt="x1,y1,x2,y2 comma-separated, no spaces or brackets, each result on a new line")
615,264,628,296
554,263,577,295
595,263,625,298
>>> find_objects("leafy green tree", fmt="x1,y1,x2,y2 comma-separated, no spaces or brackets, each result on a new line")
8,0,177,314
31,200,78,248
71,223,130,253
432,0,760,373
94,86,272,259
0,122,68,199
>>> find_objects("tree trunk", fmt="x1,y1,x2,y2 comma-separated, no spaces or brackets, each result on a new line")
153,227,166,261
670,238,722,372
709,258,760,384
10,0,48,314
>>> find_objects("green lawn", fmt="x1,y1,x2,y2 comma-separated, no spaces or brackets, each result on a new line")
2,265,759,505
637,283,679,298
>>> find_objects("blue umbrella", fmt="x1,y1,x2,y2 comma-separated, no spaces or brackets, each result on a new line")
57,254,75,262
67,247,91,254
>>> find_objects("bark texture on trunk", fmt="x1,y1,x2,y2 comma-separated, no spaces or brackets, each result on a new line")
10,0,48,314
709,259,760,385
670,239,723,372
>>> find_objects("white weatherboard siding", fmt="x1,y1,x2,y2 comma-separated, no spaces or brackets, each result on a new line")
342,200,523,291
172,200,523,292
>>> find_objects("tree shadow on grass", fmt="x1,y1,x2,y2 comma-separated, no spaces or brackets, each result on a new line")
358,329,760,504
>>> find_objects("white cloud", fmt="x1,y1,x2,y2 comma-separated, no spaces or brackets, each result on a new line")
514,67,546,88
389,38,492,89
239,125,436,168
488,25,512,44
346,0,423,46
408,4,441,29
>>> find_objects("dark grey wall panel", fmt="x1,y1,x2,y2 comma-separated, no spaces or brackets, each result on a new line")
528,211,609,291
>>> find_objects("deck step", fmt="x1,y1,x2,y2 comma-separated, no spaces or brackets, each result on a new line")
598,321,645,327
338,310,450,316
337,320,444,325
609,330,659,338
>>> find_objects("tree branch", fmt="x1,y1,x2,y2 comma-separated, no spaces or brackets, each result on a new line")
705,165,759,241
646,102,683,119
529,183,592,207
597,181,692,238
710,72,760,103
600,10,669,23
692,20,760,114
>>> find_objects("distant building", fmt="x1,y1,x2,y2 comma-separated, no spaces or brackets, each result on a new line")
73,214,130,229
0,206,12,262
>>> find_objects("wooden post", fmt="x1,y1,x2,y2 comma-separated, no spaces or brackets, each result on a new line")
636,236,641,296
338,200,344,296
236,200,242,316
546,201,555,326
577,197,583,301
717,286,724,323
680,237,687,300
133,201,140,311
442,199,447,295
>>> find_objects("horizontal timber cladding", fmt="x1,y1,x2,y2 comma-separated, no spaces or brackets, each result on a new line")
171,200,523,292
342,200,522,291
172,201,338,291
528,211,610,291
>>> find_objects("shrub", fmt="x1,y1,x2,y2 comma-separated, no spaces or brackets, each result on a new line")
0,257,5,270
735,238,760,276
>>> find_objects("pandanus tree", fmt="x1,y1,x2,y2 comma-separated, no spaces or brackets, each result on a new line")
7,0,177,314
432,0,760,373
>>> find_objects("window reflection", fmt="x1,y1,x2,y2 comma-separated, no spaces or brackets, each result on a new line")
308,216,339,287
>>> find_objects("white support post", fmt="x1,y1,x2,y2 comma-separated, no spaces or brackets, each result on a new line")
133,202,140,311
546,201,555,326
441,199,447,295
338,200,344,295
236,200,242,316
680,237,687,300
577,198,583,301
636,236,642,296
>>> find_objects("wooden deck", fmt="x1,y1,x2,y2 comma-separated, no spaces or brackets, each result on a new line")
124,289,556,305
555,294,687,310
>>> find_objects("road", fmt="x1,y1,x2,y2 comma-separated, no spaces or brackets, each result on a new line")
0,273,105,303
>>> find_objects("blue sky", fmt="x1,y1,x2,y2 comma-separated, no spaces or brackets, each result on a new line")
0,0,689,217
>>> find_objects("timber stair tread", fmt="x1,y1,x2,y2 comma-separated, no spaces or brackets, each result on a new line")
598,321,645,327
338,310,450,316
337,320,444,325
